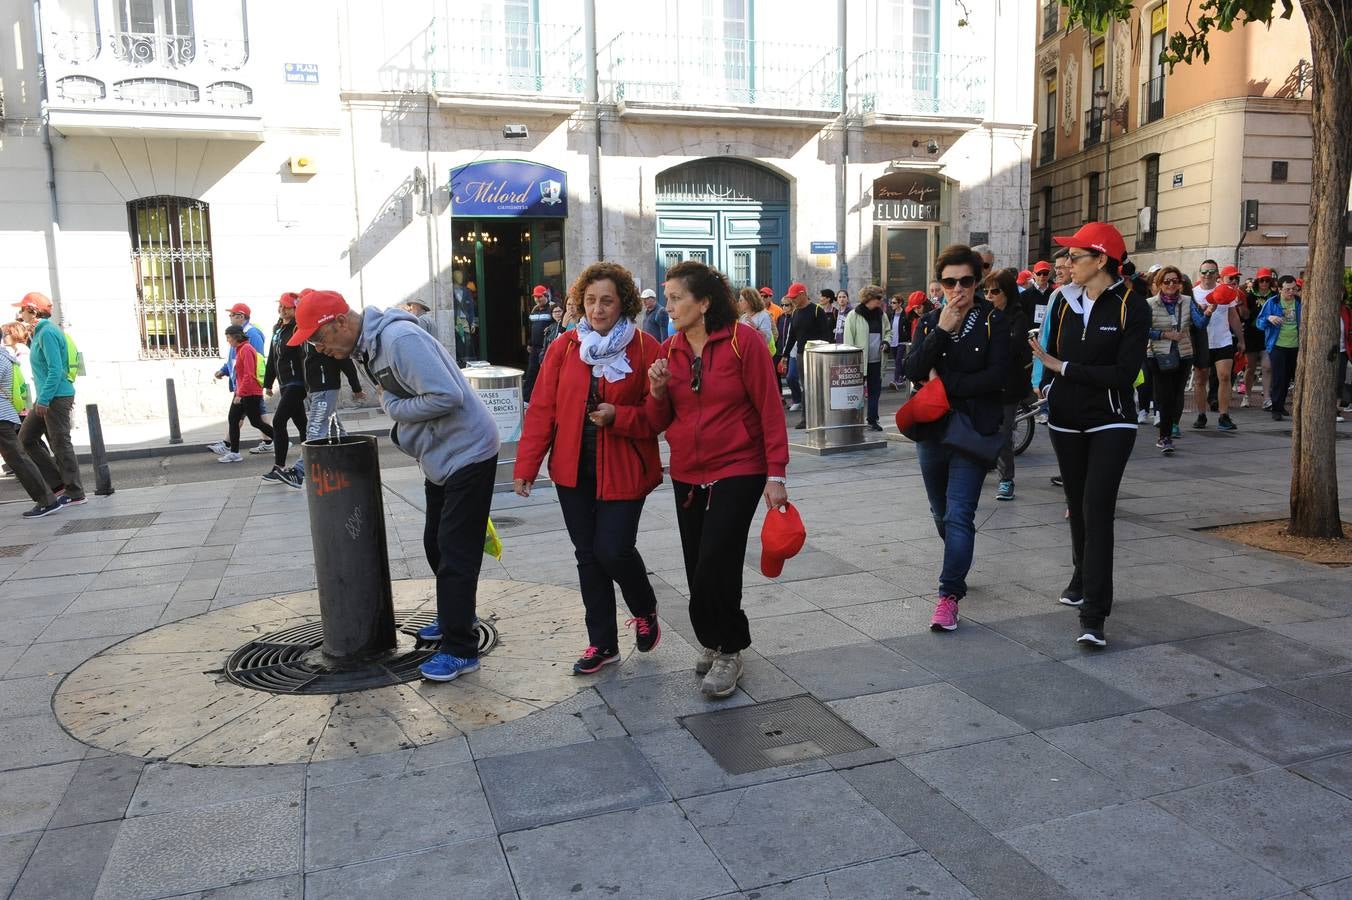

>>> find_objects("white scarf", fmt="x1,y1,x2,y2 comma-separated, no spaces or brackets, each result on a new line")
576,317,636,382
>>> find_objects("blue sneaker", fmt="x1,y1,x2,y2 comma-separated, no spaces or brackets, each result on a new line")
419,653,479,682
995,480,1015,501
417,620,442,641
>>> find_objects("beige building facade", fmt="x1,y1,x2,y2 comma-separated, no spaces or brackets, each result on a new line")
1028,0,1351,275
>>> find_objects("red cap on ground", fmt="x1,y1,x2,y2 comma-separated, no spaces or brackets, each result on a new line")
532,285,549,298
895,377,950,433
1052,221,1126,262
1208,283,1241,306
760,502,807,578
758,286,773,296
1032,260,1052,274
227,302,252,318
287,290,350,346
1017,270,1033,286
1219,265,1241,278
14,292,53,313
278,292,299,309
1255,267,1275,279
786,282,808,299
905,290,927,313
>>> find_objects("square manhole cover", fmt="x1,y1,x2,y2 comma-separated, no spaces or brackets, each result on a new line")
0,544,32,558
56,512,160,535
680,694,876,775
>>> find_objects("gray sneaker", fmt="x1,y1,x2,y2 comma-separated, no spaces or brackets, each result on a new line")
700,652,743,698
694,646,717,676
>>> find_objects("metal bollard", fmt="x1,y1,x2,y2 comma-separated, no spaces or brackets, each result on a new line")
166,378,182,445
301,433,396,663
84,404,115,496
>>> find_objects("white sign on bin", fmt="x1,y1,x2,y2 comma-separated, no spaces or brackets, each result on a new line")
828,363,865,411
477,387,522,442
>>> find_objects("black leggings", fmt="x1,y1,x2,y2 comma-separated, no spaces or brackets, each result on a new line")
228,397,273,452
1151,360,1190,439
673,474,765,654
272,385,307,467
1049,427,1136,629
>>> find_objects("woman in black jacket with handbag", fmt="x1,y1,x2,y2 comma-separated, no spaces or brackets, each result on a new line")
1029,223,1150,648
903,245,1010,633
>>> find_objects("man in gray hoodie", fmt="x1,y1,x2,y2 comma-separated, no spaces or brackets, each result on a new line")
289,290,500,683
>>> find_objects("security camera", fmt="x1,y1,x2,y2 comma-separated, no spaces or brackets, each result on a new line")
503,124,529,140
927,139,939,155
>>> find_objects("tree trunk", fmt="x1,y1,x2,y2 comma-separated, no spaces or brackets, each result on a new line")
1288,1,1352,538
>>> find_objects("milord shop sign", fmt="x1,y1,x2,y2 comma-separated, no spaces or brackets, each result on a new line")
872,172,943,223
449,160,569,218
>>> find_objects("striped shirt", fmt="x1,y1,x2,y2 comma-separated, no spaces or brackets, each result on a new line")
0,350,21,426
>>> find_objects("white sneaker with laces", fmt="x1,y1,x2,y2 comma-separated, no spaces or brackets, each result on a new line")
217,451,243,463
249,442,274,455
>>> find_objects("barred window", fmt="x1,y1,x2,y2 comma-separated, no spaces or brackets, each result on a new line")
128,196,219,358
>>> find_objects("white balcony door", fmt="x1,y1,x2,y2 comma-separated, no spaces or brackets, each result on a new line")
702,0,749,100
115,0,194,66
874,0,937,104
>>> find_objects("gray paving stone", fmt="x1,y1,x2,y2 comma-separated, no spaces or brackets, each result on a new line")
771,642,936,701
0,762,79,836
467,695,601,759
1175,586,1340,626
11,820,119,900
303,748,413,790
1277,672,1352,718
739,584,819,618
781,572,908,609
0,675,59,719
633,726,830,800
95,792,302,899
477,736,668,832
36,604,164,643
681,771,915,888
304,761,493,870
824,596,938,639
1179,629,1352,684
737,851,978,899
2,713,90,769
764,549,860,583
303,837,516,900
745,610,870,655
830,683,1025,756
979,609,1156,660
1267,578,1352,614
1063,643,1264,706
595,670,752,736
882,621,1051,676
1038,709,1271,798
129,762,304,817
503,802,736,900
1001,799,1293,899
1293,753,1352,802
47,753,147,828
4,635,126,679
1168,688,1352,765
0,833,39,898
180,874,302,898
840,761,1074,900
730,650,807,703
1154,768,1352,885
904,733,1130,832
1270,617,1352,658
952,661,1147,730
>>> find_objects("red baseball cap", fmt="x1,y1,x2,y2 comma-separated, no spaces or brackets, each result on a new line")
1296,278,1304,289
1208,283,1241,306
532,285,549,298
278,292,299,309
760,502,806,578
758,286,773,297
906,290,927,313
287,290,350,346
1053,221,1126,262
786,282,808,299
1255,267,1275,279
1032,260,1052,274
895,377,950,433
227,302,251,318
13,292,52,313
1017,270,1033,286
1219,265,1241,278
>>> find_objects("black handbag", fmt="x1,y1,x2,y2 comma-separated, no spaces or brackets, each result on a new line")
941,409,1005,468
1153,301,1183,372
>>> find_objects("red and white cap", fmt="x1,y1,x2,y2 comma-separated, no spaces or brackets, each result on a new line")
1219,265,1241,278
227,302,252,318
1052,221,1126,262
287,290,350,346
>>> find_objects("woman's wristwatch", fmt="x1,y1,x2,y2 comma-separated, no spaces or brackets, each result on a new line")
767,476,787,485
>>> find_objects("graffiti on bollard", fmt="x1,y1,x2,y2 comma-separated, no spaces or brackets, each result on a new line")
310,464,351,496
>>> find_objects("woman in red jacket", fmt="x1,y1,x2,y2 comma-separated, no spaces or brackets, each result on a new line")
646,260,790,699
514,262,664,675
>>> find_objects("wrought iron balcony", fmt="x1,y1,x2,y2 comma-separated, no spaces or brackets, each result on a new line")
428,18,585,100
1039,127,1056,166
852,49,988,121
1143,75,1165,123
601,33,841,114
1084,107,1104,147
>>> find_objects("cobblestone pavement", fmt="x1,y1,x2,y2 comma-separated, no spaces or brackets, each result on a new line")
2,403,1351,899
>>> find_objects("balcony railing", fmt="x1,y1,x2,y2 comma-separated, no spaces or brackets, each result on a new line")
431,18,585,99
853,49,988,120
1143,75,1165,123
1039,127,1056,166
1083,107,1104,147
1042,2,1060,37
601,33,841,112
46,30,248,71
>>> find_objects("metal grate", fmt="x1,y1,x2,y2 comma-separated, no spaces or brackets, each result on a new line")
680,694,876,775
56,513,160,535
128,196,219,359
491,516,524,530
0,544,32,558
224,610,498,695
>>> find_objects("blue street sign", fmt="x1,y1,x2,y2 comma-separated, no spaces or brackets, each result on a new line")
810,241,839,254
284,63,319,84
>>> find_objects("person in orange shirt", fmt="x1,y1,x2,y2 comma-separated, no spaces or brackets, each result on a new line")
760,286,784,324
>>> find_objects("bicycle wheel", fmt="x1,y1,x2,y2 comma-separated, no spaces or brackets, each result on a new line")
1012,411,1035,456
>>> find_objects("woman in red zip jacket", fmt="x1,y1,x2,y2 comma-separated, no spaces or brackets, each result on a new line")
645,260,790,699
514,262,665,675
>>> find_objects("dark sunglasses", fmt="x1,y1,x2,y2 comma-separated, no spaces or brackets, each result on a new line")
690,357,702,394
1199,269,1218,276
939,275,977,289
987,286,1003,295
1161,277,1182,285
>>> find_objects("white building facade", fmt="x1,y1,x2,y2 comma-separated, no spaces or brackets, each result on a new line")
1,0,1035,423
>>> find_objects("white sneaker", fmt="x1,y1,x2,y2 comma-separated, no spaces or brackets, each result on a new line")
1136,409,1149,424
1240,396,1250,408
216,451,243,463
788,403,802,412
1152,410,1161,426
248,441,274,455
204,440,227,455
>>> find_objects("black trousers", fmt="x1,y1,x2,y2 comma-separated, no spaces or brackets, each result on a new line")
18,395,84,499
1049,427,1136,630
866,360,882,424
673,475,765,654
522,346,545,402
227,396,273,452
1270,345,1298,414
0,419,55,506
272,385,307,467
1151,361,1190,439
422,457,498,658
556,472,657,651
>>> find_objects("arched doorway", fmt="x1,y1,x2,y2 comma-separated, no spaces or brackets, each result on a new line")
655,158,789,295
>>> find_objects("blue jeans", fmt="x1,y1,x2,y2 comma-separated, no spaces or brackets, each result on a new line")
786,356,803,405
915,439,987,599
